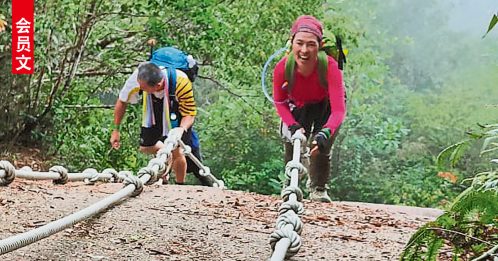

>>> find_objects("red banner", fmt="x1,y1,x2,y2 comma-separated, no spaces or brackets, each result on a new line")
11,0,34,74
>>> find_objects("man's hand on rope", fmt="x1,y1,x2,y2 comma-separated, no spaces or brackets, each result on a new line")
169,127,185,141
311,128,331,155
110,130,120,149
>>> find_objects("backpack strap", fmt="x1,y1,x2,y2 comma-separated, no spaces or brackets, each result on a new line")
317,50,329,89
166,67,177,97
284,54,296,93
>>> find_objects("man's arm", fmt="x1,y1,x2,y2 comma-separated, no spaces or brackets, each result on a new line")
179,115,195,131
175,74,197,135
110,99,128,149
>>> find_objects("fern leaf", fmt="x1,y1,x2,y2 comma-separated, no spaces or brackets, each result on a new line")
450,190,498,224
426,237,444,261
481,134,498,150
401,223,438,260
437,140,471,168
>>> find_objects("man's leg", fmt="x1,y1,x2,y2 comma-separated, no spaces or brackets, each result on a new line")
171,147,187,184
139,141,164,154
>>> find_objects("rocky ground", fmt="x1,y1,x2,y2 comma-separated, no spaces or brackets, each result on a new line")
0,149,443,260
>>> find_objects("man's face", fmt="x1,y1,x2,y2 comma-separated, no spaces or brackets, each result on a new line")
292,31,320,68
138,78,164,93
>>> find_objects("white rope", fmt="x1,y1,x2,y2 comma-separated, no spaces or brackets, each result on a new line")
0,172,143,255
0,129,184,255
178,140,225,188
269,132,307,260
0,164,128,185
0,161,16,186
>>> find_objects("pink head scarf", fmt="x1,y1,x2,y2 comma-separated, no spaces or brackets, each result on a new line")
290,15,323,41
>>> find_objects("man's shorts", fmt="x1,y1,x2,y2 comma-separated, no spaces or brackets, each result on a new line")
139,96,203,172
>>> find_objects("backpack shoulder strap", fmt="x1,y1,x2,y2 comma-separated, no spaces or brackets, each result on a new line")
317,50,329,90
167,67,177,97
284,54,296,93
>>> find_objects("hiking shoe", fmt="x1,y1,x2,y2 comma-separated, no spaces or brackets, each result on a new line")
309,188,332,203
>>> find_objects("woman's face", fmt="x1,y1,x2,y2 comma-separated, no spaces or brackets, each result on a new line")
292,31,320,69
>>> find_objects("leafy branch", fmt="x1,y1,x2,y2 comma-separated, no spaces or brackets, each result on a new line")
198,75,263,115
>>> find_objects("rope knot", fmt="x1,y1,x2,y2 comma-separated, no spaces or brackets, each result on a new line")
118,171,132,180
269,228,302,258
182,144,192,156
281,186,303,202
147,158,166,173
156,147,172,160
285,161,307,177
102,168,122,183
199,166,211,177
277,211,303,235
83,168,99,185
137,166,158,185
50,166,68,185
0,160,15,186
279,201,304,215
124,175,143,197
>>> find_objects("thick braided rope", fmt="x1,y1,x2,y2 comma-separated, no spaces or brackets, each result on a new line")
281,186,303,202
0,171,143,255
279,201,304,215
269,132,307,260
102,168,123,183
269,228,302,258
50,166,68,185
147,158,166,174
137,166,159,186
0,160,16,186
19,166,32,171
83,168,100,185
277,211,303,235
178,139,225,189
123,175,143,197
285,161,307,177
156,148,172,160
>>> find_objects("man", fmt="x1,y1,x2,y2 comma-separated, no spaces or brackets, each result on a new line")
273,15,346,202
110,62,212,186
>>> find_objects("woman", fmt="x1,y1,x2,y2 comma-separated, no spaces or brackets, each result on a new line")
273,15,346,202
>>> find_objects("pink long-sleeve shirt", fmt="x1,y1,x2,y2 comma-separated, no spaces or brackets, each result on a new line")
273,56,346,135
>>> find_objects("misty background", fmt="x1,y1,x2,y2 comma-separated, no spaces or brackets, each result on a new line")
337,0,497,132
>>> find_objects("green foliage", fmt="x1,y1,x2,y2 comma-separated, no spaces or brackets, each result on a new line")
401,173,498,260
403,121,498,259
437,124,498,168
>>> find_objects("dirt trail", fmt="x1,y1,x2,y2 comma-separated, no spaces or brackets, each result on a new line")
0,178,442,261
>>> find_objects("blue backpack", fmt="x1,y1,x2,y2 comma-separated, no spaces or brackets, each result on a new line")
150,47,198,87
149,47,201,149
